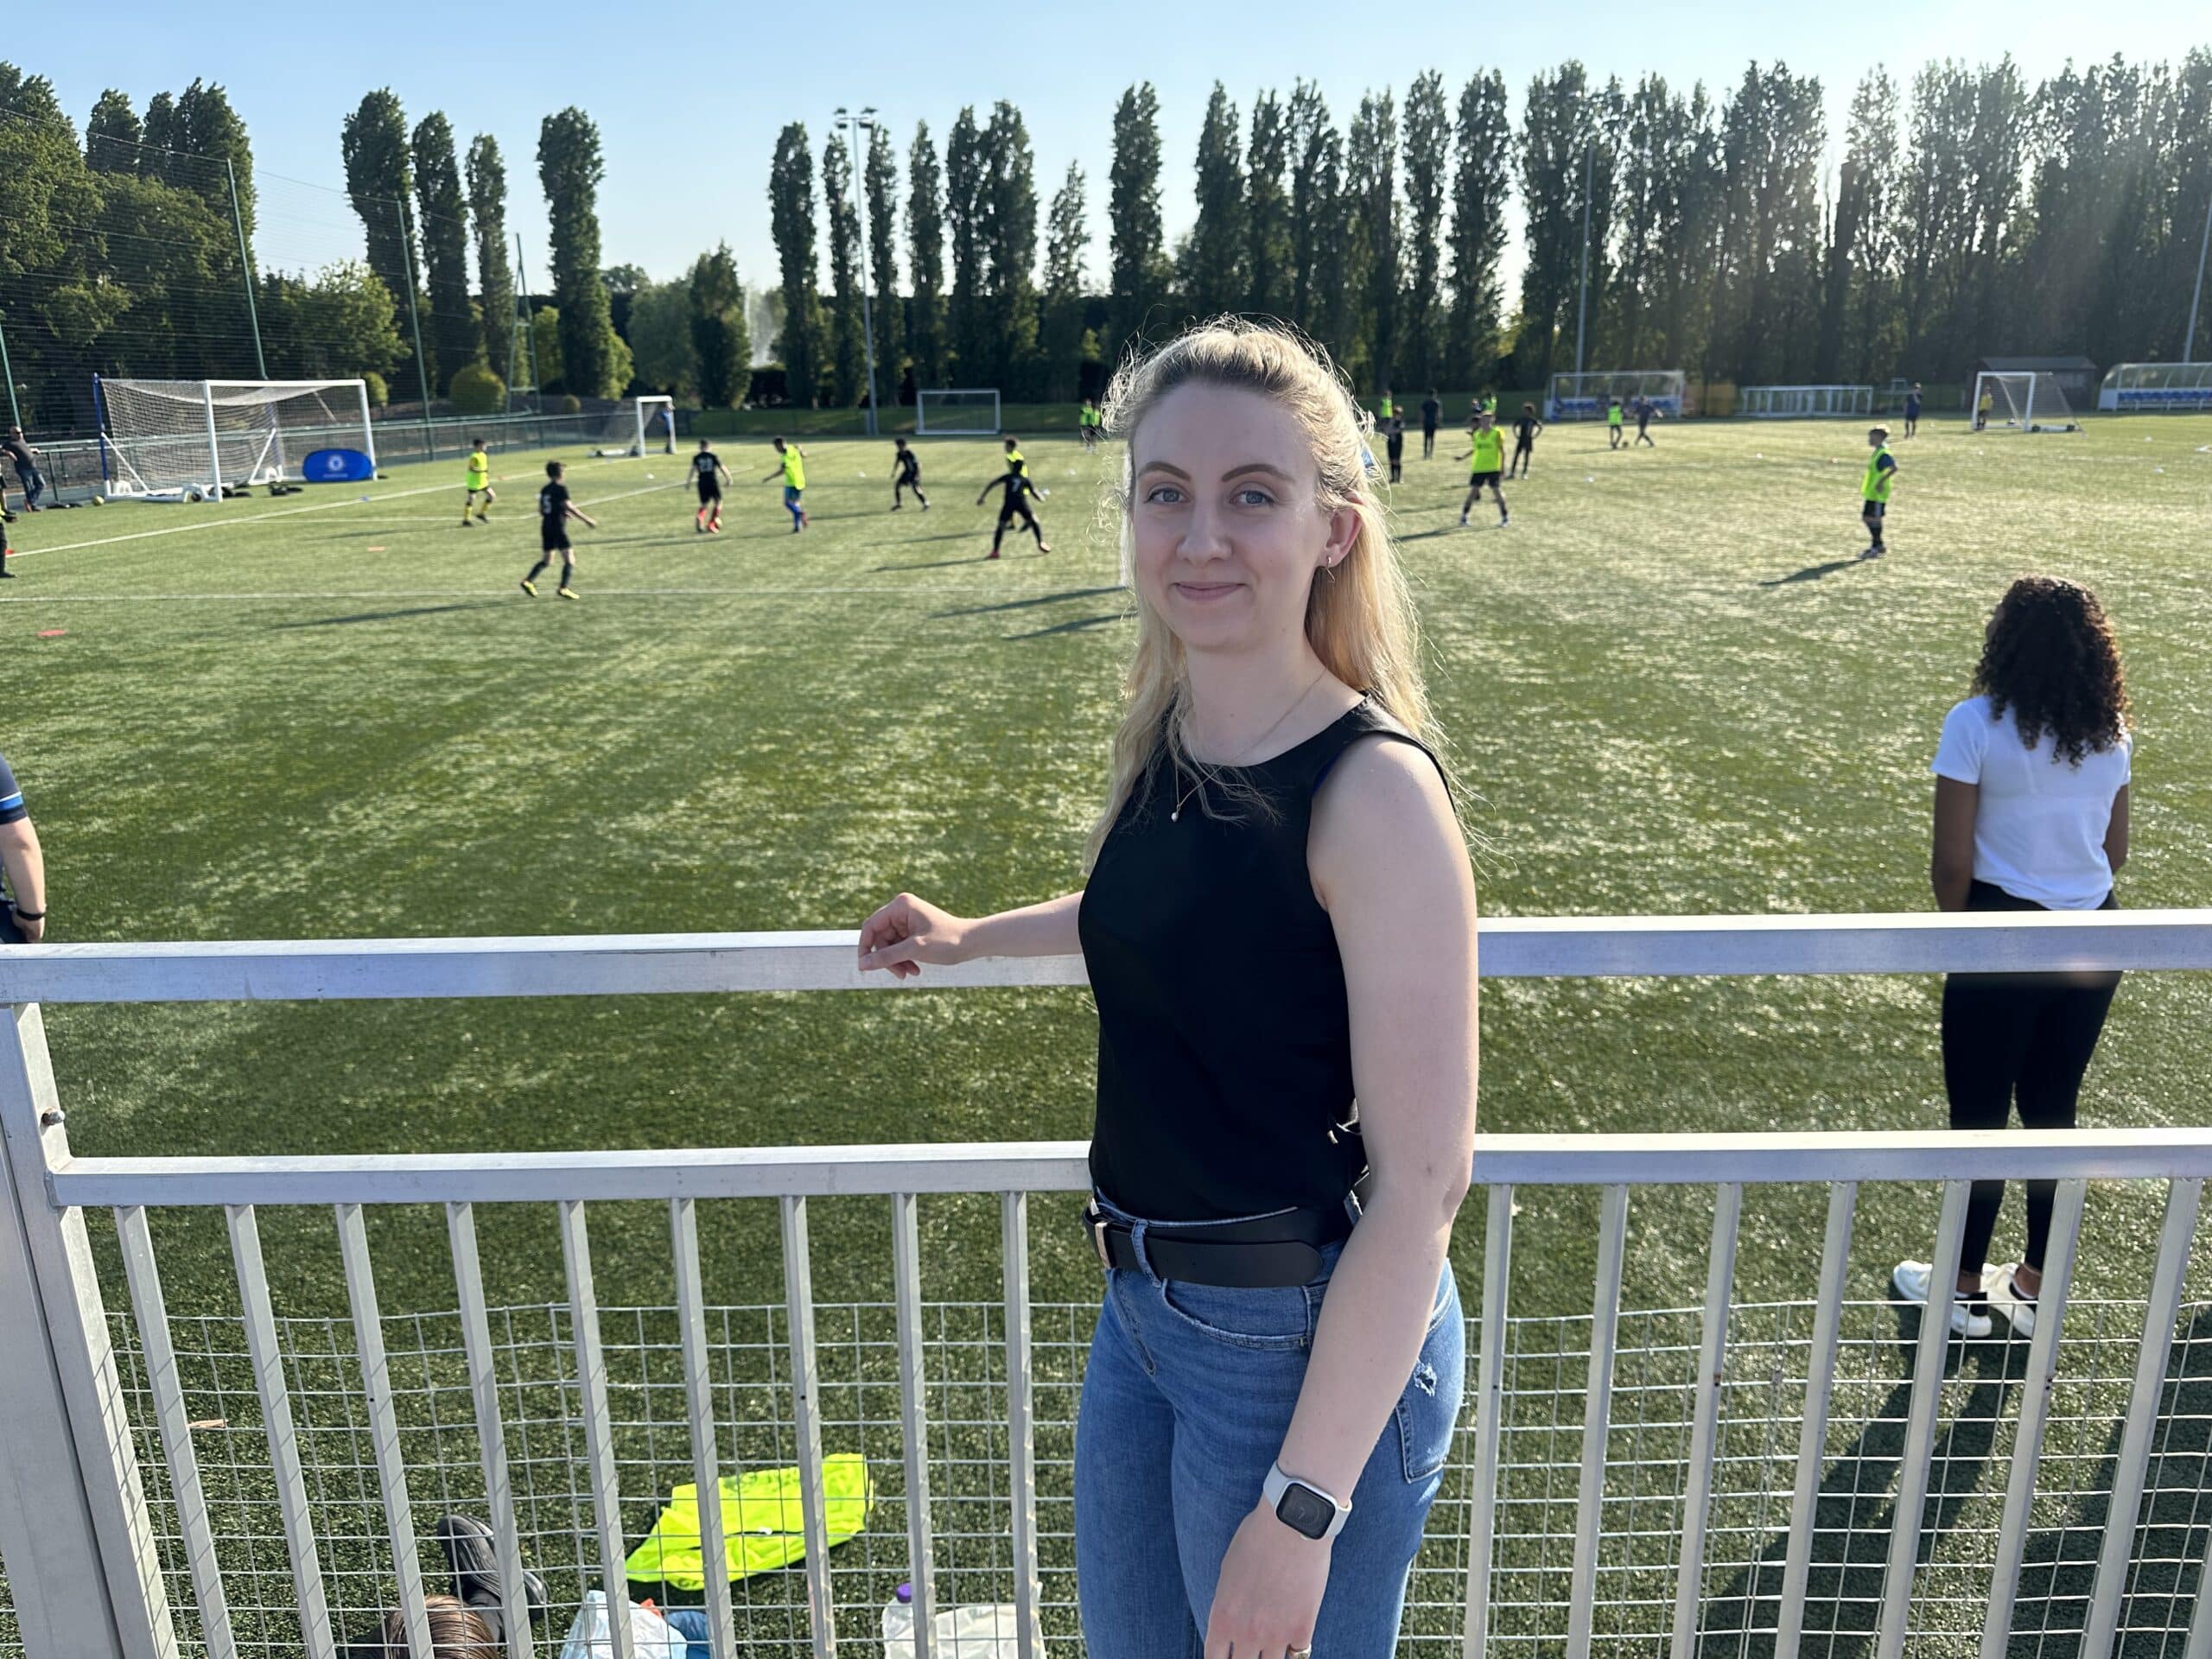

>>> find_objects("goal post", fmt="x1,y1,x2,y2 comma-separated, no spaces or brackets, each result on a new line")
1737,385,1876,418
94,378,375,500
1547,371,1687,421
592,395,676,457
915,389,1001,436
1973,371,2080,434
2097,362,2212,411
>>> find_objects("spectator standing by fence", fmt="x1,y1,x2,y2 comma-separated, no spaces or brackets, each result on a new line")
3,428,44,512
0,751,46,943
1893,576,2133,1338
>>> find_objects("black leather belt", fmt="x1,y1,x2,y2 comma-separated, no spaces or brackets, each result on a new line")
1084,1178,1368,1289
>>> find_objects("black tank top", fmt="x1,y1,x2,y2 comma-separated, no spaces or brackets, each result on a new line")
1078,696,1443,1221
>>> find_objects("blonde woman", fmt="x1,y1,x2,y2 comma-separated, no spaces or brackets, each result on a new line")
858,319,1478,1658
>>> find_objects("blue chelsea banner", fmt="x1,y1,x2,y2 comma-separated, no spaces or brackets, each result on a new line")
302,448,375,484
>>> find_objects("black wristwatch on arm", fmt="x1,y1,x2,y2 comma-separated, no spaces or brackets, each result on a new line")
1264,1460,1351,1541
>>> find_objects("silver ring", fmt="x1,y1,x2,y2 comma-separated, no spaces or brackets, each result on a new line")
1288,1648,1313,1659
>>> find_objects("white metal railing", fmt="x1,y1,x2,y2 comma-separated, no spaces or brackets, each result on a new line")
1,912,2209,1659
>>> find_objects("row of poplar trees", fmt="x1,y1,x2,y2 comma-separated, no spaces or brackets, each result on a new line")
768,53,2212,407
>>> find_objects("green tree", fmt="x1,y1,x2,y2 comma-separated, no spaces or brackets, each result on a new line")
944,107,987,378
86,89,140,172
1399,71,1450,389
982,102,1040,395
530,304,563,391
1821,70,1899,382
340,90,417,364
1286,81,1341,342
1246,90,1294,321
175,79,254,238
142,91,181,162
690,243,752,409
768,122,825,404
1346,91,1400,390
299,259,406,380
823,127,868,407
1108,83,1171,366
1713,62,1827,384
1185,82,1248,318
627,276,697,398
906,122,947,388
467,135,516,389
864,122,904,404
1515,64,1613,387
537,107,622,398
1042,162,1089,401
1446,70,1512,382
410,112,479,391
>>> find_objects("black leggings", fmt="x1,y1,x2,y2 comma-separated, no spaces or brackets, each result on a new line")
1944,879,2120,1278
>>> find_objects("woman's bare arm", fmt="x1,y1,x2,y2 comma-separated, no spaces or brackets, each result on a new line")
1931,776,1978,912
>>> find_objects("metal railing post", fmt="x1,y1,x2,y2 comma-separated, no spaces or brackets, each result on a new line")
0,1002,176,1659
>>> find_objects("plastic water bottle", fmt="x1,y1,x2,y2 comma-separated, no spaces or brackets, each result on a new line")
881,1584,1032,1657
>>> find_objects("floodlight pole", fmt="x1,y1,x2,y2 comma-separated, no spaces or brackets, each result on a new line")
835,105,882,438
226,160,268,380
2186,173,2212,365
1573,121,1595,380
397,197,435,458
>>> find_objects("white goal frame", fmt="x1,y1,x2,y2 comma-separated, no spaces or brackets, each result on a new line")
916,389,1001,436
1738,385,1876,418
94,377,376,501
1973,371,2080,435
593,395,676,457
2097,362,2212,412
1548,371,1687,421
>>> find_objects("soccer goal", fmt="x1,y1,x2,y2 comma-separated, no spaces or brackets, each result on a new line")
1738,384,1875,418
94,377,375,500
916,389,1001,436
1548,371,1687,421
1973,371,2080,434
2097,362,2212,412
593,395,676,457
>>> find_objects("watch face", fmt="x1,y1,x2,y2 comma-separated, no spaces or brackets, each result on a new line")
1274,1481,1338,1540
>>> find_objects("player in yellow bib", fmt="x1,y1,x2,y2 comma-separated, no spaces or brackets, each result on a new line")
1454,412,1511,528
1859,425,1897,559
460,440,494,526
763,438,808,532
1606,397,1625,449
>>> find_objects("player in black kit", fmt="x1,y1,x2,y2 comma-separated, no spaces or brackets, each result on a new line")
1509,403,1543,478
690,440,731,532
520,461,597,599
976,461,1050,559
891,438,928,510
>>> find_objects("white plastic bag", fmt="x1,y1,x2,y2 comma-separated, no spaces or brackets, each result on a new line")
557,1590,686,1659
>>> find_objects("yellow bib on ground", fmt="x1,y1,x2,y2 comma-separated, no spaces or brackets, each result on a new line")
624,1452,871,1590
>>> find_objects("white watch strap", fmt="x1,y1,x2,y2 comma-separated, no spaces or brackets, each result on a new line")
1264,1459,1352,1541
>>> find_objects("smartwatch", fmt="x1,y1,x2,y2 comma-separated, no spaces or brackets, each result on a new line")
1263,1461,1351,1541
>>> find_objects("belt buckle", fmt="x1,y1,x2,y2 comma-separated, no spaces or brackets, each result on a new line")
1085,1204,1115,1272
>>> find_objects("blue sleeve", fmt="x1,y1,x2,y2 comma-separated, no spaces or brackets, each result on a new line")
0,753,23,824
1878,454,1897,474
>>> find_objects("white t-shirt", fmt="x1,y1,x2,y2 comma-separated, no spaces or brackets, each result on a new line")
1930,695,2130,910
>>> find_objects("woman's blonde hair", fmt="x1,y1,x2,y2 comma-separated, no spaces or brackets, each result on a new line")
1083,316,1446,868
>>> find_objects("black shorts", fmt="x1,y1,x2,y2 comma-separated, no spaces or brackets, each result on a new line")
1862,499,1886,518
1513,437,1535,453
542,528,571,554
1470,470,1502,489
696,480,721,503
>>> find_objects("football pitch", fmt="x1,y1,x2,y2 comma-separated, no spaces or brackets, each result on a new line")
7,411,2212,1650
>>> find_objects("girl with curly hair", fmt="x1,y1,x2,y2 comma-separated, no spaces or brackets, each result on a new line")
1894,575,2133,1339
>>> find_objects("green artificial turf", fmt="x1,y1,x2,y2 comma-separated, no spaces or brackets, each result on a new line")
4,412,2209,1655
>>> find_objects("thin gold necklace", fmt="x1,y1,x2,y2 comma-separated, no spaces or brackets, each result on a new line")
1169,667,1332,823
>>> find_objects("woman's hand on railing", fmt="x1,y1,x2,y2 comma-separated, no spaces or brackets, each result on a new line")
856,893,972,981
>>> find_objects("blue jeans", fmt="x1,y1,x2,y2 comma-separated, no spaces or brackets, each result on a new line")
1074,1197,1464,1658
662,1607,710,1658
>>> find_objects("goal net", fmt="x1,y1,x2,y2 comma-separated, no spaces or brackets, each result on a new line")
1548,371,1686,421
1738,384,1875,418
2097,362,2212,412
593,395,676,457
916,389,1001,436
94,377,375,500
1974,372,2080,434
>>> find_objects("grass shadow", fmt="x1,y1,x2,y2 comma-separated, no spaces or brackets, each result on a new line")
931,587,1125,620
1758,557,1873,588
272,601,507,629
1006,613,1130,640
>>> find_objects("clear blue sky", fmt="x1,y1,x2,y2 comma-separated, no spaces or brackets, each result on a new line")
15,1,2209,308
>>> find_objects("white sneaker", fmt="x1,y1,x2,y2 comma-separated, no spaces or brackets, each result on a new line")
1892,1260,1993,1338
1985,1264,2038,1338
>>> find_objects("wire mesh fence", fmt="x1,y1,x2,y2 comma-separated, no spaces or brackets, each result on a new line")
0,1281,2200,1658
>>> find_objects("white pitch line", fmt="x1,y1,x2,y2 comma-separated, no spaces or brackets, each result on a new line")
1,584,1067,604
3,479,690,561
